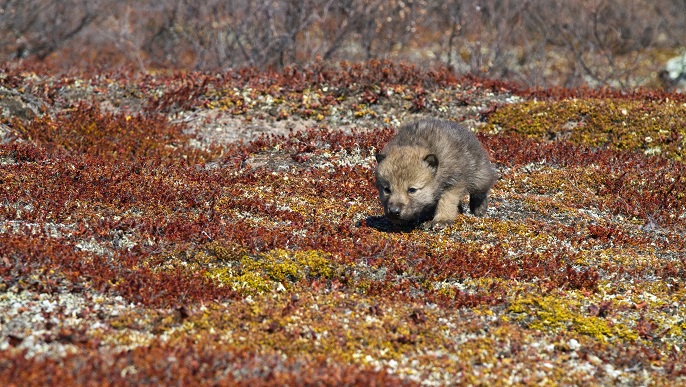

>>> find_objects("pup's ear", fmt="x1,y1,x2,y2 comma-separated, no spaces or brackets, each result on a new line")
423,154,438,170
375,153,386,163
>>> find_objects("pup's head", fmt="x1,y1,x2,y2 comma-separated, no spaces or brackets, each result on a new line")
375,146,440,225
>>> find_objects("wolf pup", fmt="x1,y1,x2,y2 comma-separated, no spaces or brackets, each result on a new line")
375,118,498,226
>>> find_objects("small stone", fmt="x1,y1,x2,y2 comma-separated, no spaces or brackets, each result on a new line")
567,338,581,351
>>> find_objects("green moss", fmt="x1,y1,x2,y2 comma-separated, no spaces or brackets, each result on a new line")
508,295,639,342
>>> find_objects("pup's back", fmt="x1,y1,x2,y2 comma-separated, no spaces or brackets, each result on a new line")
385,119,496,192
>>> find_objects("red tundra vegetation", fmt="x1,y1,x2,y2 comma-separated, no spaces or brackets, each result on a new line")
1,61,685,384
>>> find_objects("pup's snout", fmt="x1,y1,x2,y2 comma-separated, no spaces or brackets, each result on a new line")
388,205,402,218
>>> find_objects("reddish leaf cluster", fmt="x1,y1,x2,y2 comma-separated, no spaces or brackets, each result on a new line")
13,102,218,164
483,133,686,227
0,339,408,386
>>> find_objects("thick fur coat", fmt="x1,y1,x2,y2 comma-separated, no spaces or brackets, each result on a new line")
375,119,498,225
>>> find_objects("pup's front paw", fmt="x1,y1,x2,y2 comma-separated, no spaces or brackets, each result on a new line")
424,219,453,230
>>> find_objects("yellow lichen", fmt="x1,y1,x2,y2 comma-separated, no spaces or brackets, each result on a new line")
205,249,334,294
508,294,639,342
487,98,686,161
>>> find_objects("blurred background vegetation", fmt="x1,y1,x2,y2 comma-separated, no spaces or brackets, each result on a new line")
1,0,685,89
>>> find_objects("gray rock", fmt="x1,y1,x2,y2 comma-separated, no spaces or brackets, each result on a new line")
661,51,686,92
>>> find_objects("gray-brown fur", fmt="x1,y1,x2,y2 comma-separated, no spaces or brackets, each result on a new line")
375,118,498,226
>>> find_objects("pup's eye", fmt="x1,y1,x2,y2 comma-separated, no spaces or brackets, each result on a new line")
383,187,391,194
407,187,418,193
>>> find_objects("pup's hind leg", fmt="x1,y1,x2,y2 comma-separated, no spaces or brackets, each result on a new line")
469,191,489,216
469,165,498,216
